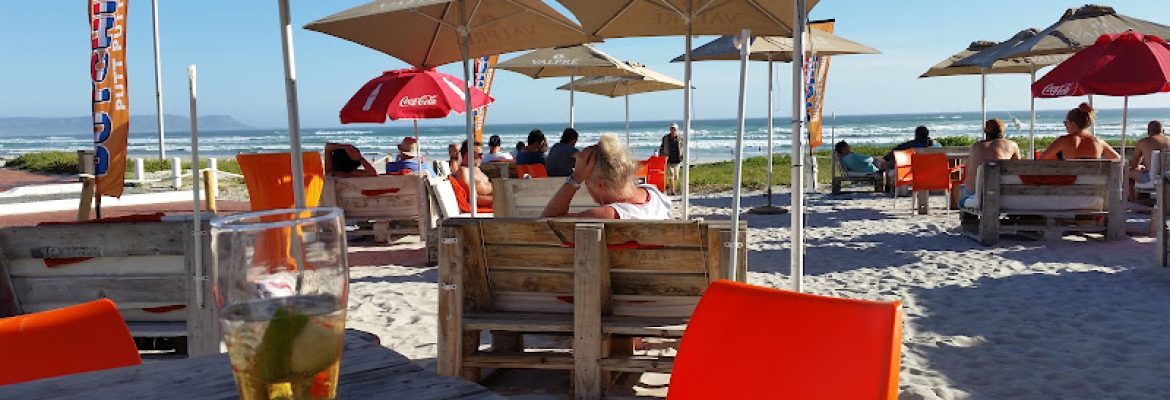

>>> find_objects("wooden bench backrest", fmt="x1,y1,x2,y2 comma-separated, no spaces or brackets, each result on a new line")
0,219,218,355
427,176,462,220
326,175,424,219
980,159,1120,212
914,146,969,156
491,178,599,217
441,218,743,318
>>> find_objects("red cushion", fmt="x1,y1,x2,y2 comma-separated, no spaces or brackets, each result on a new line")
448,178,492,213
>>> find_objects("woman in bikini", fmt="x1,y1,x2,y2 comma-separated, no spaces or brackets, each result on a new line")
1038,102,1121,160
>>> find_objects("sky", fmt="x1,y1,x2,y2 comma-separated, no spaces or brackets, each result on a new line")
6,1,1170,129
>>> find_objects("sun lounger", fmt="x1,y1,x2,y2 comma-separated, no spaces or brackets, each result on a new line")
435,218,746,398
0,215,219,356
831,152,885,194
960,159,1123,245
321,175,430,243
490,178,599,217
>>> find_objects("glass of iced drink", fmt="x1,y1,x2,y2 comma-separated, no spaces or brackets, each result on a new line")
210,207,348,400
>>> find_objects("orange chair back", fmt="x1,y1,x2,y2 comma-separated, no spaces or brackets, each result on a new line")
237,152,325,211
667,281,903,400
910,152,952,191
516,163,548,178
0,299,141,385
893,149,915,188
646,156,668,192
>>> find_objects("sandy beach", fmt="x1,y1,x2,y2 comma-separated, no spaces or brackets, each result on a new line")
338,189,1170,399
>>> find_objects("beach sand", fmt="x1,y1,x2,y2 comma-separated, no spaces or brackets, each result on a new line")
342,189,1170,399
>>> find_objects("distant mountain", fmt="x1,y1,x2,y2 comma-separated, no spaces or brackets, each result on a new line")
0,114,252,136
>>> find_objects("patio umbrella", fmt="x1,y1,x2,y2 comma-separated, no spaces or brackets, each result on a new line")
556,0,820,221
306,0,593,215
672,21,878,213
922,35,1069,155
496,44,641,128
1033,30,1170,190
339,68,495,175
957,5,1170,63
555,61,686,145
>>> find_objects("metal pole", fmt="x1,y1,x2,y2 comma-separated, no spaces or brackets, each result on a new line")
277,0,306,209
1088,94,1095,135
624,90,630,147
457,2,477,216
681,21,693,219
1029,68,1037,158
569,73,576,128
766,56,774,207
728,29,752,279
980,70,987,124
187,64,204,307
1122,96,1129,195
790,0,807,292
414,119,421,176
151,0,166,159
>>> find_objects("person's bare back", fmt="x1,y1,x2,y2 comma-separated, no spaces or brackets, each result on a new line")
1133,134,1170,170
1040,133,1120,160
966,139,1021,191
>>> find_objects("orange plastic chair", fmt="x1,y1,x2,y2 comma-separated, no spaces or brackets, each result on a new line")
0,299,141,385
667,280,903,400
910,153,960,212
646,155,668,192
237,152,325,211
891,149,915,207
515,163,548,178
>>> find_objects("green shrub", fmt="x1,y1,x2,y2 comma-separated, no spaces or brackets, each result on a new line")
7,151,79,174
936,136,976,147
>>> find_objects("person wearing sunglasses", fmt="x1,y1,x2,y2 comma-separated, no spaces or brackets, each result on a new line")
1038,102,1120,161
454,139,492,207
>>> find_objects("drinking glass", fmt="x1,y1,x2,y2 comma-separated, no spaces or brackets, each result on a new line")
210,207,349,400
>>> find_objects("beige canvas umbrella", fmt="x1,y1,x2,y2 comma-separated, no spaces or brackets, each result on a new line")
305,0,594,216
556,0,820,220
496,44,641,127
556,62,686,145
671,20,878,212
922,35,1070,155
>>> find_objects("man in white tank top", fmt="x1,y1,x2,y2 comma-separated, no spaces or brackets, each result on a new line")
541,134,672,220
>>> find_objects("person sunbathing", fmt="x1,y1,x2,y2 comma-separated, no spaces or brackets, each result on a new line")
1038,102,1120,161
324,142,377,178
960,119,1021,207
835,141,886,173
453,140,492,208
540,133,671,219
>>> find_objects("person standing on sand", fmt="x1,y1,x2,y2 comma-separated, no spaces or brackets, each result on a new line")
1127,120,1169,200
658,123,683,195
960,119,1021,207
1038,103,1120,161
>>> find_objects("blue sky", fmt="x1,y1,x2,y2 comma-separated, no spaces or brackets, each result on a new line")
7,1,1170,129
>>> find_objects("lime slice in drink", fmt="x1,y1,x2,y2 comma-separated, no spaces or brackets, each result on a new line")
253,307,309,382
289,320,341,376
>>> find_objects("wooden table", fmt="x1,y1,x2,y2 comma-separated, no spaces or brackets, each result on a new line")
0,331,503,400
915,152,968,215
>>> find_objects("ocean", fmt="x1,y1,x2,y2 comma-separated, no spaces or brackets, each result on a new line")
3,108,1167,163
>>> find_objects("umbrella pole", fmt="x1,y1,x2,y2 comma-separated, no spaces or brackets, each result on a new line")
681,21,693,219
151,0,166,159
1122,96,1129,195
980,70,987,123
187,64,204,308
766,57,774,207
791,0,808,292
460,44,477,216
728,28,751,279
1030,68,1037,158
625,90,630,147
277,0,306,210
569,73,576,128
1088,94,1095,135
414,119,420,176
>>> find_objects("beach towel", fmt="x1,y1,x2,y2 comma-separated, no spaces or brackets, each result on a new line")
448,177,492,214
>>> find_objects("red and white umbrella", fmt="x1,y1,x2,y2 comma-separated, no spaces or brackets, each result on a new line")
340,68,494,174
1033,30,1170,190
341,68,494,123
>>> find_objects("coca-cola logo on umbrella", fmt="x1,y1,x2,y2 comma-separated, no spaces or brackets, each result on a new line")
399,94,438,107
1041,83,1076,97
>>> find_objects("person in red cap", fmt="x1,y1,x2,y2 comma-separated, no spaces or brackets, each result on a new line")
385,136,434,175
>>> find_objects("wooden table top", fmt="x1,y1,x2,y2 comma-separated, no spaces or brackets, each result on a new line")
0,331,503,400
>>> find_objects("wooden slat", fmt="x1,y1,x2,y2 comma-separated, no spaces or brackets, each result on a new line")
574,223,606,400
185,226,220,357
599,356,676,373
999,185,1105,197
0,222,186,257
463,352,574,370
12,276,186,305
489,269,573,293
479,219,707,247
609,248,708,273
610,295,700,318
998,160,1115,176
602,316,688,337
611,272,708,296
437,226,465,377
486,245,708,273
479,220,572,245
484,245,574,271
0,244,21,316
464,312,573,333
1106,160,1125,241
492,292,573,314
980,161,1002,245
125,322,188,337
7,256,185,277
736,224,749,282
461,224,492,311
